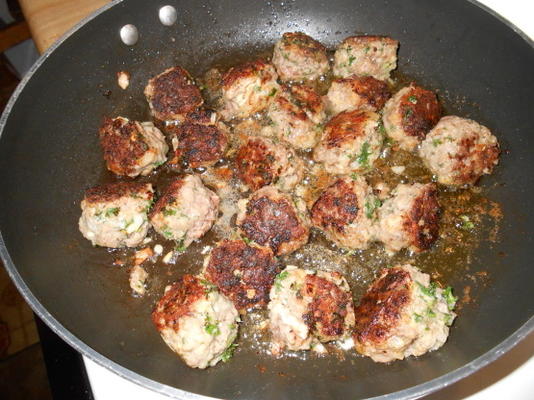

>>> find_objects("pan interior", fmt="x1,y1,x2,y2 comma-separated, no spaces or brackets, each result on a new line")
0,0,533,399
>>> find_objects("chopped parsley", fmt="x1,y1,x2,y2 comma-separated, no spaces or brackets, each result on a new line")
350,172,359,181
413,313,423,323
432,139,443,147
355,141,371,168
175,239,187,252
162,208,177,216
364,198,382,219
221,343,238,362
426,308,436,318
162,229,173,239
444,313,455,326
416,281,437,299
408,95,418,104
348,55,356,66
204,315,221,336
274,270,289,292
459,215,474,230
404,108,414,118
268,88,277,97
105,207,120,217
443,286,458,311
364,46,370,53
200,279,217,294
377,119,386,135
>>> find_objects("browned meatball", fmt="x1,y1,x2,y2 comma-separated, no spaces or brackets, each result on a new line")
144,66,203,121
325,75,391,115
236,186,310,256
382,83,441,150
203,239,281,312
272,32,330,81
376,183,440,254
98,117,168,177
289,84,326,124
166,110,229,168
311,176,377,249
235,136,304,192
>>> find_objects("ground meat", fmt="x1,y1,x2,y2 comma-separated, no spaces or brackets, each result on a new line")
311,176,377,249
99,117,168,177
235,136,304,192
333,36,399,80
79,182,153,248
150,175,219,248
220,59,279,120
324,75,391,115
152,274,239,369
268,266,355,354
236,186,310,256
166,110,229,168
382,83,441,151
203,239,281,312
353,264,456,363
376,183,440,254
144,66,204,121
313,110,382,174
419,116,500,185
271,32,330,81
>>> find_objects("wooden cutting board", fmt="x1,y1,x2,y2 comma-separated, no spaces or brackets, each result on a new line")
19,0,110,53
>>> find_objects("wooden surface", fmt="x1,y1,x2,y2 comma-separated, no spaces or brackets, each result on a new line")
19,0,110,53
0,21,31,53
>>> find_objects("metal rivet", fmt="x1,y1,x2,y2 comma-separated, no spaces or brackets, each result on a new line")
159,5,177,26
120,24,139,46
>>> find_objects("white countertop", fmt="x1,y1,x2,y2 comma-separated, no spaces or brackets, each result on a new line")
83,0,534,399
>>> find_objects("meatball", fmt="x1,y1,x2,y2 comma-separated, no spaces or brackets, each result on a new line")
376,183,440,254
313,110,382,174
289,84,326,124
152,274,239,369
353,264,457,363
166,110,229,168
324,75,391,115
271,32,330,81
382,84,441,151
144,66,203,121
268,266,355,353
220,59,279,120
266,85,324,149
99,117,168,177
235,136,304,192
236,186,310,256
311,176,378,250
203,239,281,312
79,182,153,248
150,175,219,247
333,36,399,80
419,116,500,185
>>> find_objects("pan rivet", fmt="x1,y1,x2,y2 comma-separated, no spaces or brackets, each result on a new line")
120,24,139,46
159,5,177,26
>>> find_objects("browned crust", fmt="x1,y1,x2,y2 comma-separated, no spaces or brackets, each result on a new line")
146,66,203,120
342,35,399,48
403,184,441,251
151,274,205,332
280,32,327,59
167,122,228,168
324,110,372,148
204,240,280,311
399,84,441,139
288,84,323,116
453,136,500,185
99,118,148,176
149,178,184,218
238,192,308,256
303,274,353,339
84,181,152,204
353,267,411,345
222,59,274,90
236,138,278,191
311,179,359,233
181,108,217,125
335,75,391,110
273,90,309,121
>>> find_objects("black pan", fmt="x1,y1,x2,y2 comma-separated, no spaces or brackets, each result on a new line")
0,0,533,399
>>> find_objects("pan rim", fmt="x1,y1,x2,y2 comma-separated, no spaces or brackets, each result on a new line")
0,0,533,399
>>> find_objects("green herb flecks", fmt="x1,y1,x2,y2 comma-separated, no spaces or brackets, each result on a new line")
268,88,277,97
350,172,359,181
413,313,423,323
204,315,221,336
221,343,238,362
444,313,455,326
200,279,217,294
416,281,437,299
443,286,458,311
408,95,418,104
175,238,187,252
459,215,474,230
354,141,371,168
105,207,120,218
364,197,382,219
432,139,443,147
162,208,177,217
348,55,356,66
426,308,436,318
274,270,289,292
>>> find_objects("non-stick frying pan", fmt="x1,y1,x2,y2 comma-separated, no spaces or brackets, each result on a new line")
1,0,533,398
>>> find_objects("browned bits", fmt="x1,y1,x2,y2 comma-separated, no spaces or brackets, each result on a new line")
204,240,280,311
337,75,391,110
311,179,359,233
353,267,411,345
99,118,148,176
149,179,184,218
145,66,203,121
236,138,278,191
84,181,153,204
404,184,440,251
281,32,327,57
222,59,274,91
399,85,441,139
324,110,372,148
304,273,354,340
288,84,325,119
151,274,206,331
454,136,500,185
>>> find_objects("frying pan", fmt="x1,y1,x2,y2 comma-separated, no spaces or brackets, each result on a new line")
1,0,533,398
